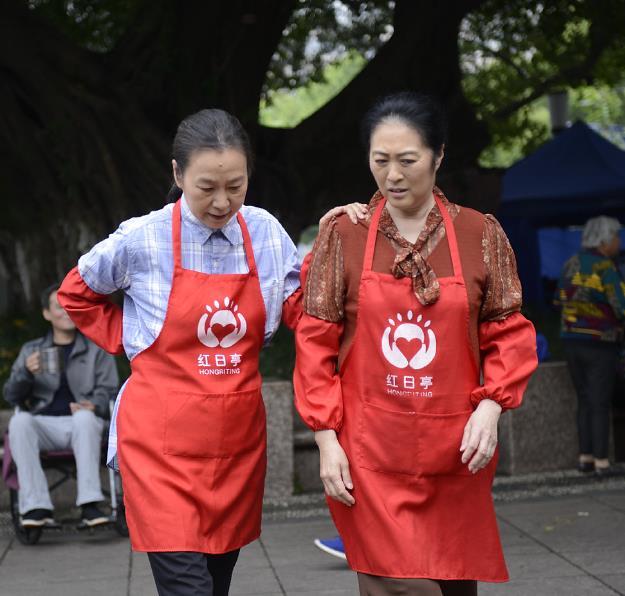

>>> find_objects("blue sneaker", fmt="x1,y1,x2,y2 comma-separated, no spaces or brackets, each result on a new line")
313,536,346,560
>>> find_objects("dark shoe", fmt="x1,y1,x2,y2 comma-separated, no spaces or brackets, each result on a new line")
21,509,54,528
577,461,594,473
594,465,622,479
81,502,109,527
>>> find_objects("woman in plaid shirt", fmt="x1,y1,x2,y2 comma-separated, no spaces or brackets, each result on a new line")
58,108,365,596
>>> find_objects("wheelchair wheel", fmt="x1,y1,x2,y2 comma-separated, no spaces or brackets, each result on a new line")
9,489,42,546
114,502,129,537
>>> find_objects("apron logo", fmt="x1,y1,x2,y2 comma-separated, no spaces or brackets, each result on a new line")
381,310,436,370
197,297,247,348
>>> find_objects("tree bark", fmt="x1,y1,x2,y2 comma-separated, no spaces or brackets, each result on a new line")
256,0,492,236
0,0,569,308
0,0,170,303
0,0,296,306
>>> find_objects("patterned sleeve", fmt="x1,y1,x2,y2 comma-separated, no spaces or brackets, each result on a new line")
602,262,625,320
480,214,523,321
302,218,346,322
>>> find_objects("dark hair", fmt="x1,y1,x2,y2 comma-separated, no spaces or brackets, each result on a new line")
166,109,254,203
361,92,447,156
40,282,60,310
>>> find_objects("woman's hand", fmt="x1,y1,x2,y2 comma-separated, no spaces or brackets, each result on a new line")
319,203,368,227
460,399,502,473
315,430,355,506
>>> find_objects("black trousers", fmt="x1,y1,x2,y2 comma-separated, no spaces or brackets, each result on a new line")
563,339,619,459
148,550,240,596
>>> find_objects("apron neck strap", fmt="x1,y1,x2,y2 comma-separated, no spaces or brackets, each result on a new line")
172,200,257,275
363,199,385,272
172,200,183,269
434,195,463,278
363,194,463,277
236,211,258,275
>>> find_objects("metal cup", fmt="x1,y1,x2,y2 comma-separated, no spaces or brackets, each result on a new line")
39,347,64,374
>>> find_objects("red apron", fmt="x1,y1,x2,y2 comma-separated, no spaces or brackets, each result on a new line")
331,197,508,580
117,200,267,553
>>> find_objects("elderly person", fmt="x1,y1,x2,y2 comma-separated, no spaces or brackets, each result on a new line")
4,283,118,528
556,216,625,476
294,92,538,596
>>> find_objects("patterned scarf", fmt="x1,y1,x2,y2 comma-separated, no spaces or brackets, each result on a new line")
369,187,458,306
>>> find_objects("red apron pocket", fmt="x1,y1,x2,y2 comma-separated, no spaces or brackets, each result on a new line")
356,402,417,475
416,410,473,476
164,388,265,458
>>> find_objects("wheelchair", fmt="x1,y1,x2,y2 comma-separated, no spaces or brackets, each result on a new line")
2,404,128,546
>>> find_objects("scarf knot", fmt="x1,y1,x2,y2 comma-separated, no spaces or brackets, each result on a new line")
392,247,440,305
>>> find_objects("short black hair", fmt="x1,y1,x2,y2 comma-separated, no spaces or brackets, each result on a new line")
40,283,60,310
362,92,447,155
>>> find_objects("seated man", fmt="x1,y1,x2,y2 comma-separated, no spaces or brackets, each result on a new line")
3,283,119,528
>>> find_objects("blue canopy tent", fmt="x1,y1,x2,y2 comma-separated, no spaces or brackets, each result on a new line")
498,121,625,304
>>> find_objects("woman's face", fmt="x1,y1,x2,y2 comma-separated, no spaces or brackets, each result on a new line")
602,233,621,257
369,119,443,215
173,148,248,229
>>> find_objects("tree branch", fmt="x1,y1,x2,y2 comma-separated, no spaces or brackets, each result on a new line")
493,14,619,120
254,0,492,236
474,43,530,80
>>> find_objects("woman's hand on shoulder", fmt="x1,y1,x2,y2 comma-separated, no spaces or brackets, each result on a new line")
315,430,355,506
319,203,368,227
460,399,502,473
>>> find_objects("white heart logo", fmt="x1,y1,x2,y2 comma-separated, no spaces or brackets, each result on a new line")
381,311,436,370
197,297,247,348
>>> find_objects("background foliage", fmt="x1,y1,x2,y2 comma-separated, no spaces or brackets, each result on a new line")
1,0,624,400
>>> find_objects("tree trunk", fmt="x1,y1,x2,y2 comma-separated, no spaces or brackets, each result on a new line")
255,0,494,237
1,0,492,308
0,0,295,307
0,0,170,304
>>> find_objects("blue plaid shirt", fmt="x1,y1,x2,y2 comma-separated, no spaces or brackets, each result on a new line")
77,196,301,468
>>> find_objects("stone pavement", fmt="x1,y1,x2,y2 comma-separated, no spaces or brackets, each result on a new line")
1,486,624,595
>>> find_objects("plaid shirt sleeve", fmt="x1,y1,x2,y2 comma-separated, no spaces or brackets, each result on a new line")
78,218,136,294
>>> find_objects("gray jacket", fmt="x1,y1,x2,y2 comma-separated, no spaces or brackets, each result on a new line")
3,332,119,419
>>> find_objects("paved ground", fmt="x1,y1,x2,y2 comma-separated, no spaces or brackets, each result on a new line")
1,486,624,595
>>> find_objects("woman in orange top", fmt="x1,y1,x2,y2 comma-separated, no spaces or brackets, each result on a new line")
294,93,538,596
